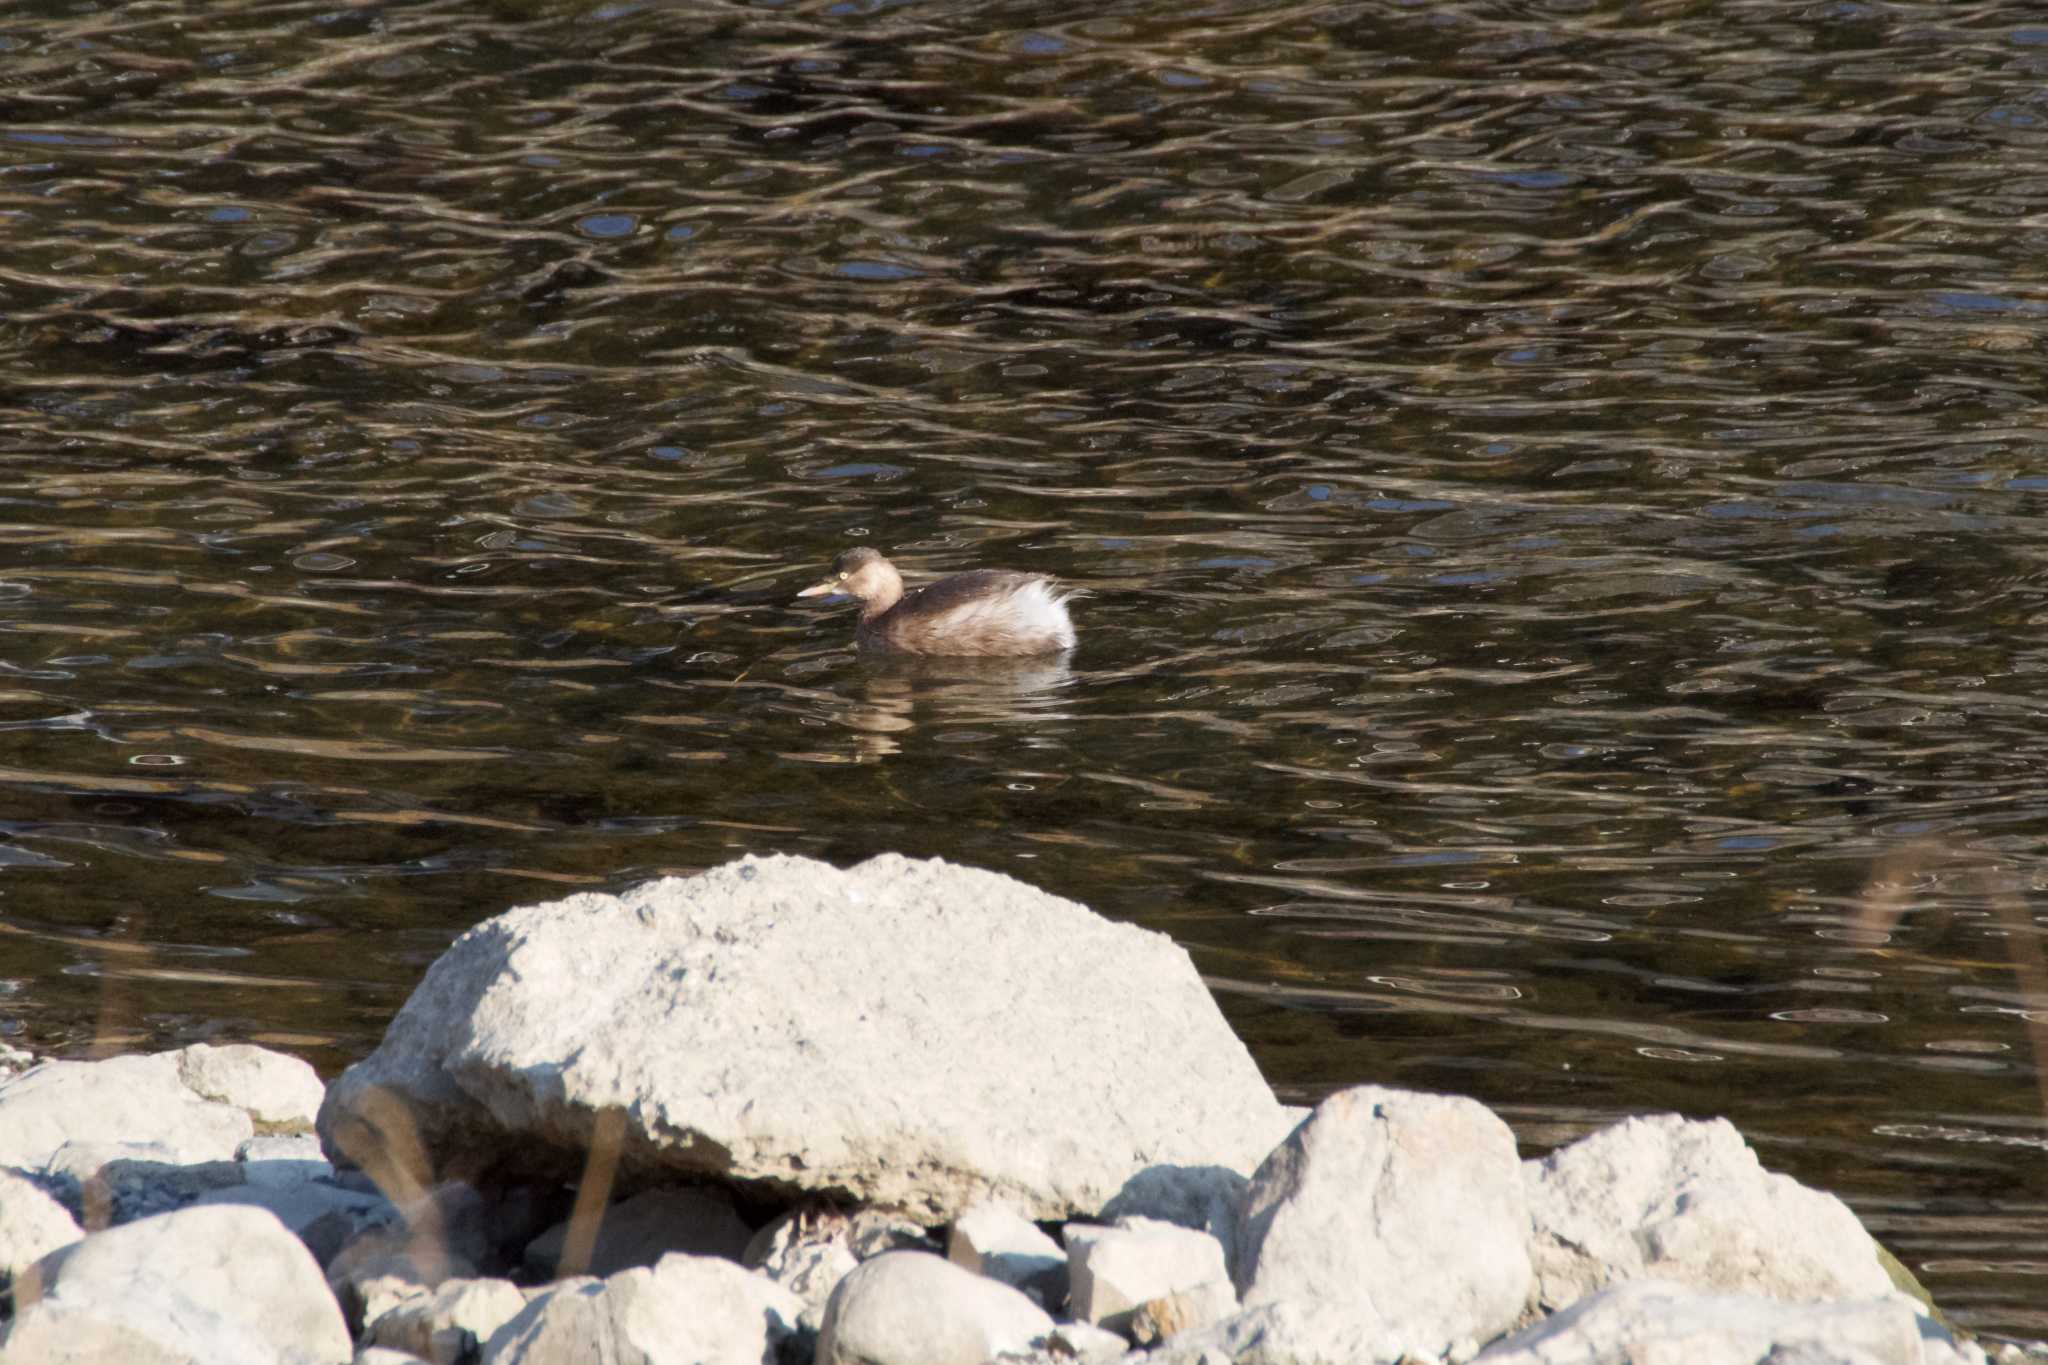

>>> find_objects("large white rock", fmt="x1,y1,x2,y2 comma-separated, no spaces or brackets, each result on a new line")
2,1204,351,1365
0,1053,252,1170
1524,1114,1896,1308
482,1253,800,1365
1235,1086,1533,1359
1065,1217,1233,1335
816,1250,1053,1365
319,854,1292,1221
0,1168,81,1284
1472,1278,1944,1365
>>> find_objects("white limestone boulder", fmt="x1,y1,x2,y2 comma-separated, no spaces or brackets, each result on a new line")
1524,1114,1896,1308
1234,1086,1533,1359
1,1055,249,1170
482,1253,800,1365
319,854,1293,1221
1472,1278,1952,1365
2,1203,350,1365
947,1201,1066,1306
1066,1217,1233,1337
0,1168,81,1285
816,1250,1053,1365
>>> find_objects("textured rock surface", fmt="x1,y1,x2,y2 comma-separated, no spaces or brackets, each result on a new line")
1472,1278,1946,1365
1525,1114,1899,1310
3,1204,351,1365
320,853,1292,1220
816,1250,1053,1365
0,1053,254,1170
0,1167,81,1284
1235,1085,1533,1359
1066,1217,1233,1335
482,1253,800,1365
947,1201,1066,1306
174,1042,326,1129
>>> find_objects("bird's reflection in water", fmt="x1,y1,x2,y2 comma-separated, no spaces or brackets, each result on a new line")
837,654,1076,758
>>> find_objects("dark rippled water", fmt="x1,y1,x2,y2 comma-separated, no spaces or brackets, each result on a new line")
6,0,2048,1335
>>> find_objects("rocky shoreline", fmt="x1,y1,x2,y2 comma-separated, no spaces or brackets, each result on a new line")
0,853,2040,1364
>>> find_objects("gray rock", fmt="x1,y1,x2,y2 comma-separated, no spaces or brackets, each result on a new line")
948,1201,1066,1307
1525,1114,1897,1309
239,1133,334,1187
0,1167,81,1284
1066,1218,1232,1337
320,854,1293,1222
1471,1278,1934,1365
522,1185,753,1278
355,1350,433,1365
43,1141,246,1227
3,1203,351,1365
195,1178,395,1242
1235,1086,1532,1360
817,1250,1054,1365
482,1252,800,1365
365,1276,527,1365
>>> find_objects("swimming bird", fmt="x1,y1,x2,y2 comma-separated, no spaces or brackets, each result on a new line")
797,547,1077,656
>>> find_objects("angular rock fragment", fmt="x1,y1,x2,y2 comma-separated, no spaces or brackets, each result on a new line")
1066,1217,1232,1337
947,1200,1066,1306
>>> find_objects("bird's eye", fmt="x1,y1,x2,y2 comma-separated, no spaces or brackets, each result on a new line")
838,572,848,580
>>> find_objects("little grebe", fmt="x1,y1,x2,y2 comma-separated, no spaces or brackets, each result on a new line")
797,547,1077,656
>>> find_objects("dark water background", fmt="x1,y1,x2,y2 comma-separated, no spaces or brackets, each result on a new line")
5,0,2048,1336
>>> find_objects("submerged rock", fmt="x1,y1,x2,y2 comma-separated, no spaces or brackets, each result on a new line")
318,853,1293,1222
